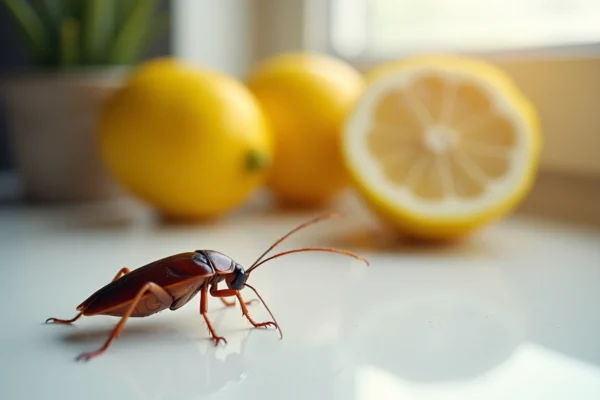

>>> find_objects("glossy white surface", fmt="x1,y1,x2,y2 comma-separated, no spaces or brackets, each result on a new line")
1,196,599,399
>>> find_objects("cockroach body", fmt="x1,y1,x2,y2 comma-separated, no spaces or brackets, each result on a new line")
45,213,369,361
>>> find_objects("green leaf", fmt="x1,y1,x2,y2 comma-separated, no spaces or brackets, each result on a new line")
115,0,134,25
1,0,49,63
82,0,115,64
107,0,159,64
2,0,166,67
60,17,79,67
35,0,67,26
66,0,85,20
35,0,69,65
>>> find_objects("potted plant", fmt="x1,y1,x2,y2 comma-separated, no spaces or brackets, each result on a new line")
1,0,168,202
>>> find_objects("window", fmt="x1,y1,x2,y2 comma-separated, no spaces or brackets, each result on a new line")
330,0,600,59
320,0,600,177
176,0,600,178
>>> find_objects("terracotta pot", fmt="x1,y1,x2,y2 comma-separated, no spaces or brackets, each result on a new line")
1,68,127,202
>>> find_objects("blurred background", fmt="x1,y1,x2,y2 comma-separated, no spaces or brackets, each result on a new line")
0,0,598,223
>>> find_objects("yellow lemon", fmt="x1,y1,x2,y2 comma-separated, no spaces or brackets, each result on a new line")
342,55,542,240
98,58,272,220
246,52,365,206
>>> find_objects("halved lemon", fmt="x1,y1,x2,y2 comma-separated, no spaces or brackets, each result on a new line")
342,56,542,240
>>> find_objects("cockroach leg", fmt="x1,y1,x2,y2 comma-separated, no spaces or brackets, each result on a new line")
45,311,83,325
220,298,236,307
200,286,227,346
75,282,173,362
212,282,256,307
209,287,238,298
236,292,278,330
111,267,131,282
45,267,132,325
210,286,275,329
219,296,257,308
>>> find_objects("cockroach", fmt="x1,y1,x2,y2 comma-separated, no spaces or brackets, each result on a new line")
45,213,369,361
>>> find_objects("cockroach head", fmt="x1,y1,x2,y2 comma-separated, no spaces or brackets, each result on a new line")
225,263,246,290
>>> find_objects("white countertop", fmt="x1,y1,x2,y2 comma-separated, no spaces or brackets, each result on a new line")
1,195,599,399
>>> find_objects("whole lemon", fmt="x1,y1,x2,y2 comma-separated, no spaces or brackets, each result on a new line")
98,58,272,220
246,52,365,206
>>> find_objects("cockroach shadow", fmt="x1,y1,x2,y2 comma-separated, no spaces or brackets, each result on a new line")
108,323,257,399
56,311,257,399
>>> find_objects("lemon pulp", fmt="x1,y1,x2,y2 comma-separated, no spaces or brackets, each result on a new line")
343,56,542,239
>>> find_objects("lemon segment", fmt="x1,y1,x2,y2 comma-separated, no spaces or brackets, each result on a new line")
342,56,542,239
